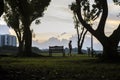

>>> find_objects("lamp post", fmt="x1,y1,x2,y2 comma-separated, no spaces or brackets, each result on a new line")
90,22,93,57
91,33,93,57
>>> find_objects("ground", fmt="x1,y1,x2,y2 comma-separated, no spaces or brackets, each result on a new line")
0,54,120,80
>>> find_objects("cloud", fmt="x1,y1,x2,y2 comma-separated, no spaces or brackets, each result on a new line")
57,32,67,38
42,15,73,24
33,34,103,50
32,37,69,49
61,32,67,36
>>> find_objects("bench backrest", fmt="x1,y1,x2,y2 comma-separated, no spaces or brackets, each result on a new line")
49,46,65,56
49,46,64,53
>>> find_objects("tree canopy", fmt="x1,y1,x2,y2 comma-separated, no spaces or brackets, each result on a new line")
70,2,88,54
75,0,120,60
0,0,4,16
4,0,51,56
113,0,120,5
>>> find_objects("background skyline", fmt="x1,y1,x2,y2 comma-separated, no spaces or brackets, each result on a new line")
0,0,120,50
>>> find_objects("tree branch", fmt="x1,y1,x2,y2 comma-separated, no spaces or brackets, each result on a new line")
80,29,87,47
96,0,108,36
110,24,120,45
76,0,96,36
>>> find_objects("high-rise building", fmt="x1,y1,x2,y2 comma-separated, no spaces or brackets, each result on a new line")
0,34,17,47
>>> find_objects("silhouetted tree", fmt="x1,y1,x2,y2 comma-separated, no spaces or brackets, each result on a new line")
4,0,51,56
113,0,120,5
4,7,24,55
0,0,4,16
75,0,120,60
113,0,120,17
70,2,87,54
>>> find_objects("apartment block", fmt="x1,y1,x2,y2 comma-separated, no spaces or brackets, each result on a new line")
0,34,17,47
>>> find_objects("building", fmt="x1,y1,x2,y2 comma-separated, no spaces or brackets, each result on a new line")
0,34,17,47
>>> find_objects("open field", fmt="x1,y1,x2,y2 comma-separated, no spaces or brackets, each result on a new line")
0,54,120,80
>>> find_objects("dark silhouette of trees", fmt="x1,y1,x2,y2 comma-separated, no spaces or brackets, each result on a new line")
74,15,87,54
113,0,120,5
4,0,51,56
113,0,120,17
0,0,4,16
70,3,87,54
4,8,25,55
75,0,120,60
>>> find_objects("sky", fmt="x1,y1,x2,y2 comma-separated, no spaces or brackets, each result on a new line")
31,0,75,42
0,0,120,50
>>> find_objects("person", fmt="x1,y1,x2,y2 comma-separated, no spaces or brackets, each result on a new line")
87,47,91,56
68,40,72,56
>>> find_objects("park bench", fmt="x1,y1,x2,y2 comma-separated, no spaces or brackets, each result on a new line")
49,46,65,56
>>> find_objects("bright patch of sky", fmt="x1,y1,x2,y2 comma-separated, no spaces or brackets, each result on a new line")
105,0,120,36
31,0,119,49
31,0,75,42
0,15,6,25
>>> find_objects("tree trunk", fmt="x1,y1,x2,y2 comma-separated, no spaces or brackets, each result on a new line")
18,0,32,56
18,42,24,56
77,30,87,54
102,40,119,60
24,27,32,56
78,41,82,54
14,30,25,56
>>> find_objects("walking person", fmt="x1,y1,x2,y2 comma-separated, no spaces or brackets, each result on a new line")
68,40,72,56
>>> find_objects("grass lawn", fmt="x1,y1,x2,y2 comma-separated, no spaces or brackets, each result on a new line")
0,54,120,80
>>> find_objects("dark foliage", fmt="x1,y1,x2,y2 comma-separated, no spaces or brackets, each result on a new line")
75,0,120,60
4,0,51,56
70,2,87,54
0,0,4,16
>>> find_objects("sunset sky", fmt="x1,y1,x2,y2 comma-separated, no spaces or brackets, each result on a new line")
31,0,75,42
31,0,120,40
0,0,120,50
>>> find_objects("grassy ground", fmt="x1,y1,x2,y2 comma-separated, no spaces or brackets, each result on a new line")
0,54,120,80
